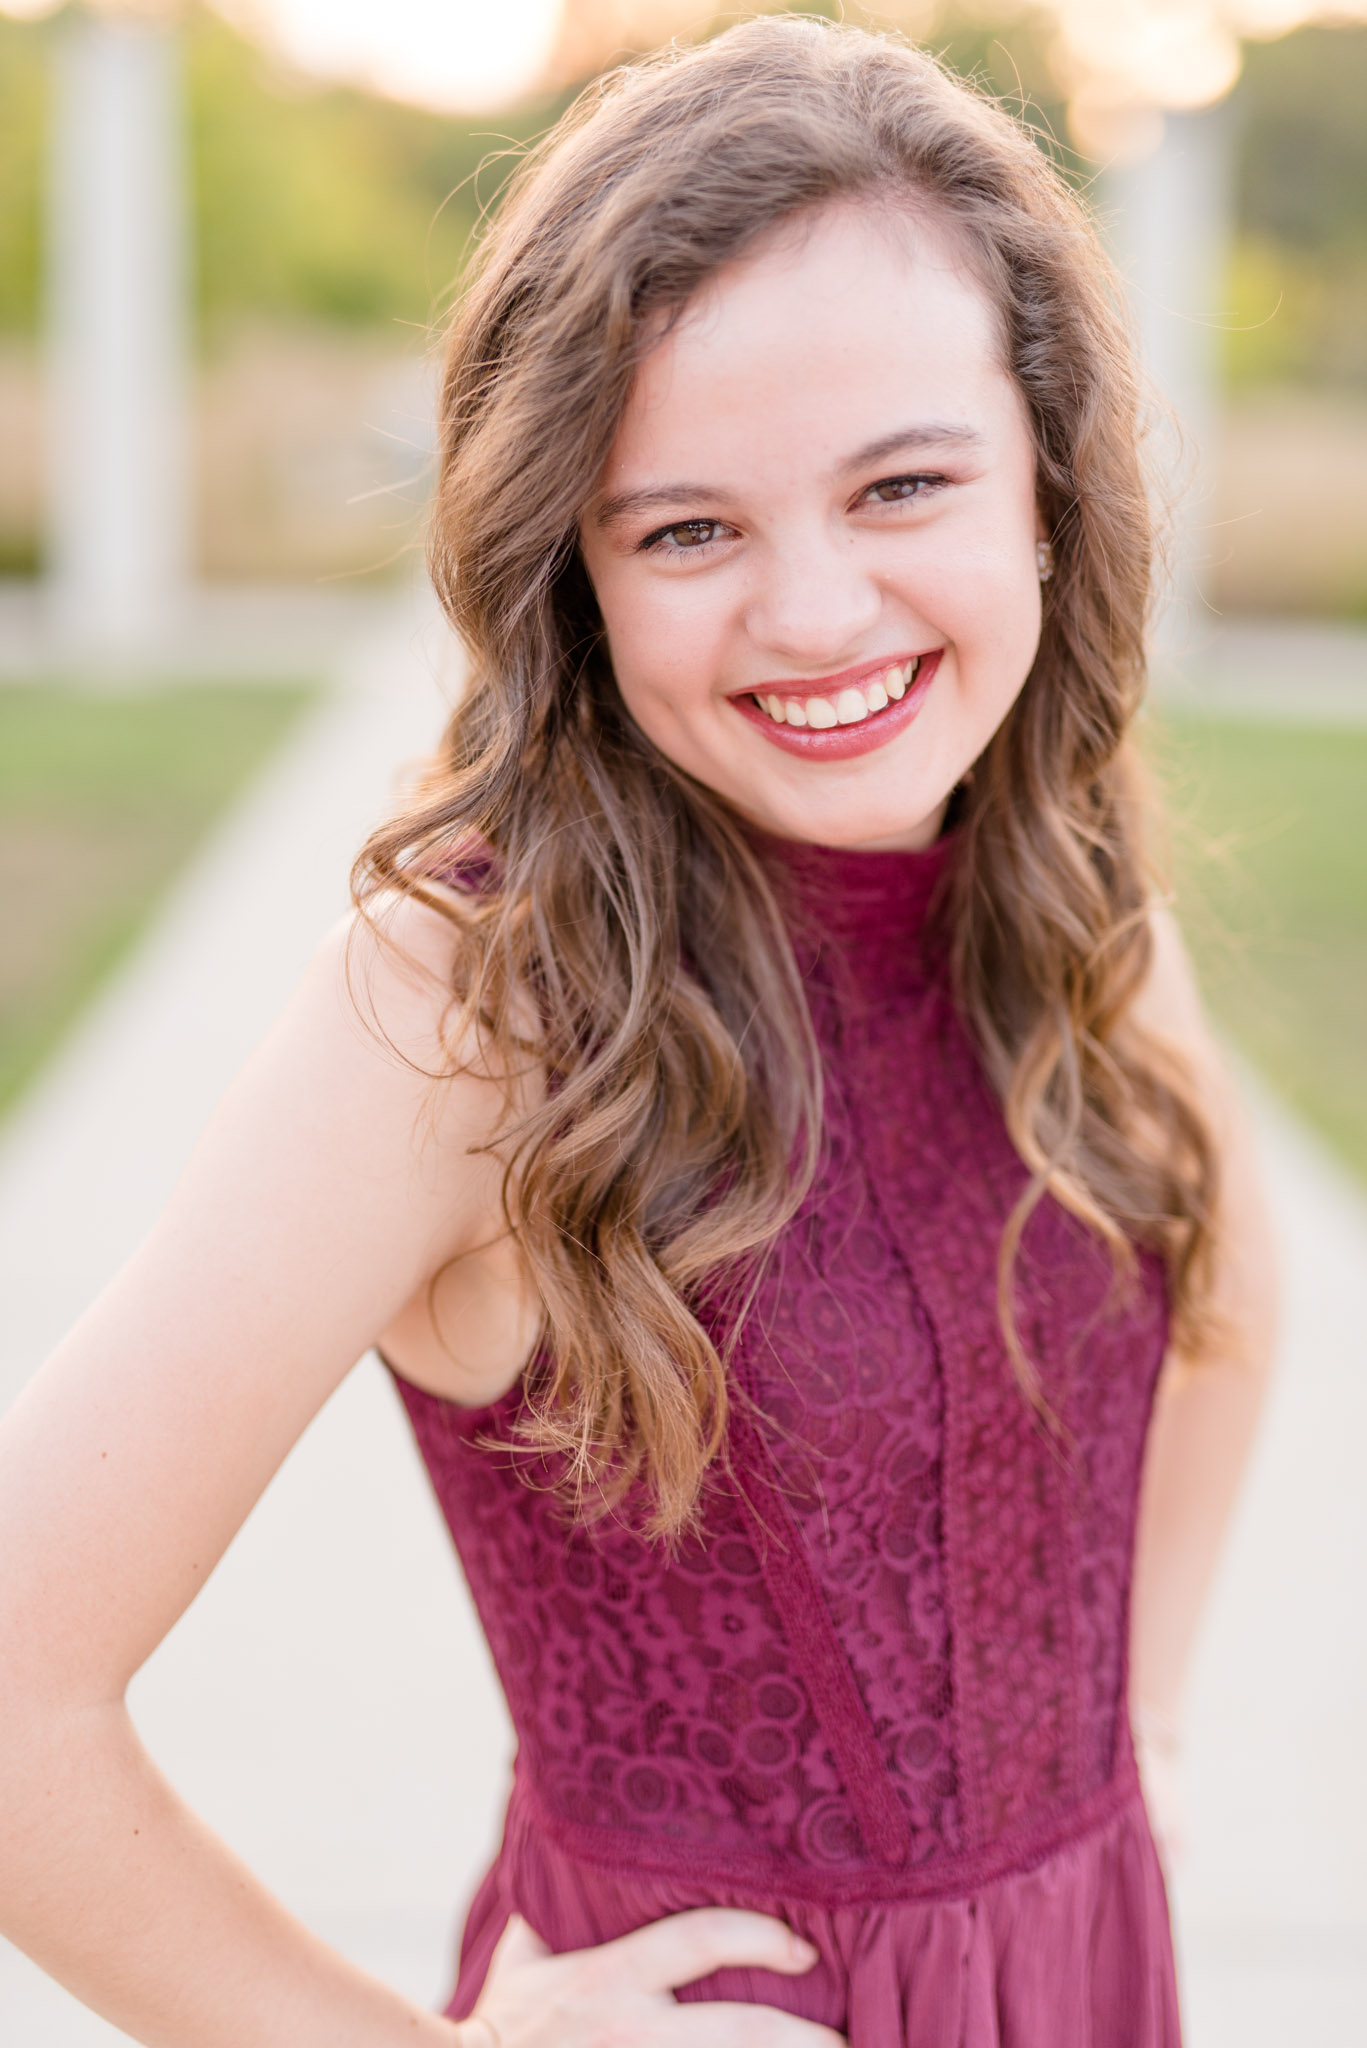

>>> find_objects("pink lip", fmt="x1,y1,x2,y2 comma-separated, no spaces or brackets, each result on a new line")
730,649,942,762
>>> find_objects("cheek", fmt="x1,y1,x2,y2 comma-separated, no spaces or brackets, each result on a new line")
958,571,1042,728
906,525,1042,744
592,559,732,713
906,525,1040,659
971,553,1042,662
925,435,1042,669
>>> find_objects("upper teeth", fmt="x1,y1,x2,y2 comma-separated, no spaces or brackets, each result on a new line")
756,659,919,729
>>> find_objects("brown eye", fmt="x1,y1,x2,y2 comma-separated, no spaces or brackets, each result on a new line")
867,475,934,504
675,521,720,546
644,519,725,551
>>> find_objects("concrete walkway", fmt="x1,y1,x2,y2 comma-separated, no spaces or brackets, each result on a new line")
1173,1076,1367,2042
0,584,515,2037
1,595,1364,2042
1153,613,1367,726
0,578,403,684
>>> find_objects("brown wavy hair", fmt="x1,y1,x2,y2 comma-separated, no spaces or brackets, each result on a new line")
355,15,1218,1537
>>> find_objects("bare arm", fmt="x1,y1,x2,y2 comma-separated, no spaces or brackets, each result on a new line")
0,896,839,2048
0,897,516,2048
1127,907,1279,1844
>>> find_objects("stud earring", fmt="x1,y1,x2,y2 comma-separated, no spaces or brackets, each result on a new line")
1036,540,1055,583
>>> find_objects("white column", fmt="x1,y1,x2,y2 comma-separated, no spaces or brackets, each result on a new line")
1101,103,1233,660
45,6,191,656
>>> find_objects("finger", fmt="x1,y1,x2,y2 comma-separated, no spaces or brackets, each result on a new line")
663,2005,846,2047
594,1909,819,1994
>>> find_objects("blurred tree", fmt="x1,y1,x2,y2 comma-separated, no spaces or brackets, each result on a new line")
188,9,575,339
1225,24,1367,388
0,5,568,345
1237,25,1367,255
194,13,461,335
0,15,46,332
0,2,1363,387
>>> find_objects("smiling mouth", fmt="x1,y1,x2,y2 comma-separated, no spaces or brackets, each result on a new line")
747,655,922,730
729,649,942,762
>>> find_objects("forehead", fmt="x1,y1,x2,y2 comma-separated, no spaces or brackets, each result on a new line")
606,202,1021,483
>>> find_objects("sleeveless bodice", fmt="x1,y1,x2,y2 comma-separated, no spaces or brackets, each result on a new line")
389,833,1178,2042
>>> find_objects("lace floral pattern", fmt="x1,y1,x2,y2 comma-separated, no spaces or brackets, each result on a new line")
742,1054,960,1863
408,1395,853,1864
392,834,1169,1895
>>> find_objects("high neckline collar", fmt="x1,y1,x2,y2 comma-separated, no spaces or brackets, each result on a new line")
747,826,958,1001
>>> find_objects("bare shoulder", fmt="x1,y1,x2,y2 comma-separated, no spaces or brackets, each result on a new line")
0,886,533,1706
321,879,493,1073
282,876,529,1137
1126,898,1244,1138
325,886,547,1408
1130,897,1279,1361
1129,900,1220,1067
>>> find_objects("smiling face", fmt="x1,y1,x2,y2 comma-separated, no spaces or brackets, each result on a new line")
578,201,1047,851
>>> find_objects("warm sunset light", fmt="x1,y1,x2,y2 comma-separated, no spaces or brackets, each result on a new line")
0,0,563,105
1,0,1365,116
215,0,564,112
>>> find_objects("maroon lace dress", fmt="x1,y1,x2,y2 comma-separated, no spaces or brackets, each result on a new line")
388,832,1181,2045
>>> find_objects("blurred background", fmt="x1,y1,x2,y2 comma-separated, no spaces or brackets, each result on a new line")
0,3,1364,2045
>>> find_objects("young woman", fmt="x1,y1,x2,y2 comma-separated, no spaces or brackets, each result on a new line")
0,18,1275,2047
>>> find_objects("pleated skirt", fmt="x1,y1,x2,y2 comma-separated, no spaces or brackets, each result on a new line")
443,1775,1181,2046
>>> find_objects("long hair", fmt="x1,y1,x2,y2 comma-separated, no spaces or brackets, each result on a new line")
355,15,1218,1538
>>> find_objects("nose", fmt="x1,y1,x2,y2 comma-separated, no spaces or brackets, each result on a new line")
744,528,883,671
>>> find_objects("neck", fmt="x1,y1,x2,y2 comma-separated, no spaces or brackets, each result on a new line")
737,794,951,855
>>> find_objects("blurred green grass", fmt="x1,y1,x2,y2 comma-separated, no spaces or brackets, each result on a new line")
1,691,1362,1187
1158,715,1367,1181
0,683,313,1121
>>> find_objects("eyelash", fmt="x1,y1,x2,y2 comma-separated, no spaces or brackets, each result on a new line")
639,518,729,555
637,473,948,554
864,472,947,506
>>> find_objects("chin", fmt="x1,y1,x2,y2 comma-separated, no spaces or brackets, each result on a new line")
740,787,950,852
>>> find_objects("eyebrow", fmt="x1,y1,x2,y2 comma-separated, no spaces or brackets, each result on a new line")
591,421,985,528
